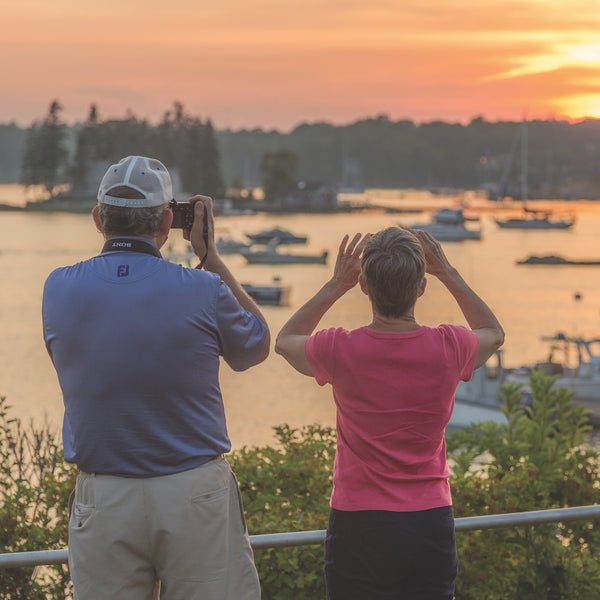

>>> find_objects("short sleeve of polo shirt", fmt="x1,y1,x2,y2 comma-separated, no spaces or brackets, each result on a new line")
305,327,343,386
215,280,268,371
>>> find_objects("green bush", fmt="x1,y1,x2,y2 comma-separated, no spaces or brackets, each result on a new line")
229,424,335,599
229,373,600,600
0,396,77,599
447,371,600,599
1,372,599,600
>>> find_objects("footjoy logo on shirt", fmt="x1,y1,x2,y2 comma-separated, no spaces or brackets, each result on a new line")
117,265,130,277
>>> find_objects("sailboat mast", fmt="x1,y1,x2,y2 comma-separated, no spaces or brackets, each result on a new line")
521,118,528,201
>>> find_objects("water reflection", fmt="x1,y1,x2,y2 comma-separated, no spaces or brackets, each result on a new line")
2,196,600,448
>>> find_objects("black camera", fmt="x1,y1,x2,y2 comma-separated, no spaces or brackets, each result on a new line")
169,200,195,229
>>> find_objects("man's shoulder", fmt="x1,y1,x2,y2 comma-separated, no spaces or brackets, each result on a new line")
44,258,94,282
169,263,222,289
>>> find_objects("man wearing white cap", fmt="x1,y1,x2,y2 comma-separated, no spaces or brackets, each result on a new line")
42,156,269,599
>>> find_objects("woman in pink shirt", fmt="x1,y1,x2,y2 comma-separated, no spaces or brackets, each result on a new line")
275,227,504,600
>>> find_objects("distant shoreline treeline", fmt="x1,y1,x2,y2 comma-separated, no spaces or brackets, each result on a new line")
3,104,600,199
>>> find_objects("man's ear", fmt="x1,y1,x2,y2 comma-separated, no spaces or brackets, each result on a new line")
92,205,102,232
154,207,173,248
160,207,173,234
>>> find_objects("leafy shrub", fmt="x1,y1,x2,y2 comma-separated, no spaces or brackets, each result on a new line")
447,371,600,599
1,371,599,600
0,396,76,599
229,424,335,599
230,373,600,600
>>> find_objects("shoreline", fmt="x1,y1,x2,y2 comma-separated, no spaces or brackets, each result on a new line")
1,193,596,217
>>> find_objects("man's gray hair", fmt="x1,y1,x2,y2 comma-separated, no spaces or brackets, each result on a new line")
97,186,168,237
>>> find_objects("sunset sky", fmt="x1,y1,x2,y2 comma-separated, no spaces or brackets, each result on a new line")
3,0,600,131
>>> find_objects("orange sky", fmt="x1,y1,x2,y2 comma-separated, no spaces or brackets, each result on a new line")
3,0,600,131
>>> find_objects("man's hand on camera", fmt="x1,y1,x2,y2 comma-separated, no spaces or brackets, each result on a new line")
182,195,214,264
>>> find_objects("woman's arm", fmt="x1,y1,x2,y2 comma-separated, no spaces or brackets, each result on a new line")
275,233,370,376
410,228,505,368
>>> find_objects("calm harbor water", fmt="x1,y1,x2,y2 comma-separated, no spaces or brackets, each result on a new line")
2,185,600,448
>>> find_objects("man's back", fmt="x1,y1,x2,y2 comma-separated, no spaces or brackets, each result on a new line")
43,249,267,476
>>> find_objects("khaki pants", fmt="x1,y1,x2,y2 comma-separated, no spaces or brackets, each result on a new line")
69,458,260,600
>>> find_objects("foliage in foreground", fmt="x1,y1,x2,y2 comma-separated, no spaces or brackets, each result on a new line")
0,397,76,599
447,371,600,600
229,372,600,600
1,371,600,599
229,424,335,600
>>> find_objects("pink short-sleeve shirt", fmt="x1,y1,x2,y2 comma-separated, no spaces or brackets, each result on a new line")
305,325,478,512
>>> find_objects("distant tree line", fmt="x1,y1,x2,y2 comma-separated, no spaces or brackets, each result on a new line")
17,100,224,199
217,116,600,199
4,102,600,199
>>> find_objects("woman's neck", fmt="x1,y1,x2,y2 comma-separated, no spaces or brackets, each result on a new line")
368,311,421,333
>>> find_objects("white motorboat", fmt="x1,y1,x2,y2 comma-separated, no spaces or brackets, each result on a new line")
432,207,479,225
409,207,482,241
216,237,252,254
505,333,600,425
410,222,481,241
450,351,507,429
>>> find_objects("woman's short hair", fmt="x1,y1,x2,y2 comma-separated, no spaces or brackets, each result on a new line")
361,227,425,318
97,186,168,237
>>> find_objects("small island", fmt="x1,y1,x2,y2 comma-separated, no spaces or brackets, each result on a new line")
517,255,600,266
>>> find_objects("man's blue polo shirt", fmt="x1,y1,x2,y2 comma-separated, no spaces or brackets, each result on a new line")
42,241,267,477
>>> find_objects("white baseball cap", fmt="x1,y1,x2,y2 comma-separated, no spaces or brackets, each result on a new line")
97,156,173,207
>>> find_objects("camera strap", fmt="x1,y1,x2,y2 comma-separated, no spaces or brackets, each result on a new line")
198,208,209,269
101,238,162,259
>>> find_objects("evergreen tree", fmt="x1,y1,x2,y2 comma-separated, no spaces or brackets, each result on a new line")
20,100,69,197
259,150,298,202
158,102,224,196
196,119,224,196
70,104,99,191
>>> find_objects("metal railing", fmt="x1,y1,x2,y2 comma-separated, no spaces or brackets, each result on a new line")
1,504,599,569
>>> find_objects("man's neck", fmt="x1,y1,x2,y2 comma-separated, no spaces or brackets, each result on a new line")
101,236,162,258
106,233,165,247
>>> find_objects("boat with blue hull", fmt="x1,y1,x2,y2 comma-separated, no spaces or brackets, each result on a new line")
242,281,290,306
245,227,308,245
241,240,328,265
